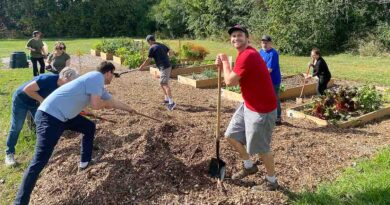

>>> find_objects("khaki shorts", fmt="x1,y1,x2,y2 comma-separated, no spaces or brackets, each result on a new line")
159,66,172,85
225,103,276,155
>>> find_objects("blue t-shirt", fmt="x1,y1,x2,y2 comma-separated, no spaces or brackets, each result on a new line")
259,48,282,85
148,43,171,69
15,74,59,106
38,71,112,122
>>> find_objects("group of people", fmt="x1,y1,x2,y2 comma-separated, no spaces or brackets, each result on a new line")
4,26,332,204
26,30,71,76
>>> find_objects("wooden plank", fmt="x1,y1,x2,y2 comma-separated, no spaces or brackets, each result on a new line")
178,75,223,88
90,49,100,57
150,64,216,78
280,79,334,100
100,52,113,60
287,103,390,128
113,56,124,65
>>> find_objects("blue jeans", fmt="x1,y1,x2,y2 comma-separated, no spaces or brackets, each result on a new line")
273,84,281,120
14,110,96,205
5,94,38,155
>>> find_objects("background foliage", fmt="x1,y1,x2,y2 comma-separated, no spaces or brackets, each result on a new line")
1,0,389,55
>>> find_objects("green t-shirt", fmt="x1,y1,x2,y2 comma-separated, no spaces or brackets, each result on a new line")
48,53,71,73
26,38,44,58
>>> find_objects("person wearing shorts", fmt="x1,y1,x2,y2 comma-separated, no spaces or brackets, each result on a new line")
215,25,279,191
138,35,176,111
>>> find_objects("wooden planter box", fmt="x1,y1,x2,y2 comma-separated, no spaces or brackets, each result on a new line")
280,79,335,100
90,49,100,56
100,52,113,60
221,75,335,102
286,103,390,128
113,55,124,65
149,64,216,78
178,75,224,88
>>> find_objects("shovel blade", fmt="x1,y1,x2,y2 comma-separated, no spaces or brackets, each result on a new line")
296,97,303,104
208,158,226,179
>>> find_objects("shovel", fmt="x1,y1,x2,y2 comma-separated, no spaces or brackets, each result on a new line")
208,64,226,180
296,65,311,104
80,111,117,123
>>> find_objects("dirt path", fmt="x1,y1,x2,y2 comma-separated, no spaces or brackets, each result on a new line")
28,55,390,204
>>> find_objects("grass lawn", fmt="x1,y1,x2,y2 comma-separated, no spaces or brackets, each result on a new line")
1,38,389,86
0,69,37,204
291,148,390,205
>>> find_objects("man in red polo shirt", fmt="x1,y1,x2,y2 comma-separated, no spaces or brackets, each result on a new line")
215,25,278,191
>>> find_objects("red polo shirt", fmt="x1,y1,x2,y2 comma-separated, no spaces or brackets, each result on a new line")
233,46,277,113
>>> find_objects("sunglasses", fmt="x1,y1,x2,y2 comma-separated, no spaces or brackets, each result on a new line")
56,47,65,50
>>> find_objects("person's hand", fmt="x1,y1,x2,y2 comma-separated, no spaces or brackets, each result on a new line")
31,48,36,52
307,62,313,67
215,53,228,69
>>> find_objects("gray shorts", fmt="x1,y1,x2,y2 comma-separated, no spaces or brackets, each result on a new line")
225,103,276,155
159,66,172,85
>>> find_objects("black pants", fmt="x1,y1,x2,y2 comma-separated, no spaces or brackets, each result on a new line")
31,57,45,76
317,76,330,95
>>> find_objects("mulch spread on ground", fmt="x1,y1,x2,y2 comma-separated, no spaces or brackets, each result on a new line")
28,56,390,204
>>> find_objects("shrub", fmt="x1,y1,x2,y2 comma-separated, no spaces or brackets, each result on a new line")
93,42,102,51
123,52,143,69
358,39,387,57
181,43,209,61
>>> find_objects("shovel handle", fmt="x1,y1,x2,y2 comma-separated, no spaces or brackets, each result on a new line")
134,112,163,123
80,111,117,123
299,66,311,98
216,64,222,158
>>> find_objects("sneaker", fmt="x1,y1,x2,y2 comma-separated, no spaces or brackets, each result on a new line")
275,118,282,126
166,102,176,111
252,179,279,191
78,161,91,171
232,165,259,180
162,100,169,105
5,154,16,166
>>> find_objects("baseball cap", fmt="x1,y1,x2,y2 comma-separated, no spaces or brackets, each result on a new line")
261,35,272,42
228,25,249,36
146,35,155,41
33,30,41,36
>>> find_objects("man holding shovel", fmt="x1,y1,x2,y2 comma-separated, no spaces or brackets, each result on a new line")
138,35,176,111
215,25,279,191
14,61,137,205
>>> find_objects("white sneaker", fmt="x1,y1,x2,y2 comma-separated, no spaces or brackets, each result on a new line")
79,161,90,171
5,154,16,166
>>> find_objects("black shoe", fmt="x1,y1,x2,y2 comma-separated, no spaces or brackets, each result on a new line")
275,119,282,126
162,100,169,105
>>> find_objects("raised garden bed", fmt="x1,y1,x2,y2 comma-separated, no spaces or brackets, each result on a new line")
100,52,113,60
150,64,216,78
177,69,223,88
222,74,334,102
90,49,100,57
113,55,124,65
287,85,390,127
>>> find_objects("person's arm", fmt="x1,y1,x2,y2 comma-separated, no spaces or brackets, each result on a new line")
26,40,36,51
89,95,135,114
65,59,71,67
216,54,240,86
22,81,44,103
138,58,153,71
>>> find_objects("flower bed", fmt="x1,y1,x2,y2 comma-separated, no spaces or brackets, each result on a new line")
178,68,222,88
150,63,216,78
286,85,390,127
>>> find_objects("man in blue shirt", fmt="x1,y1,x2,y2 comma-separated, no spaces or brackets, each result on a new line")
5,67,79,166
14,61,137,205
138,35,176,111
259,35,282,125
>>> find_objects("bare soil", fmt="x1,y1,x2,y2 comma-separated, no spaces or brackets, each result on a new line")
283,74,317,89
28,55,390,204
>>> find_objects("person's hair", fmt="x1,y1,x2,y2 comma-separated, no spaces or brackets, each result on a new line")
54,41,66,50
59,67,79,80
312,48,321,56
32,31,40,37
97,61,115,74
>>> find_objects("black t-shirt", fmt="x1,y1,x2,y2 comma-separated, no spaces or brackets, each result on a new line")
313,57,331,79
148,43,171,69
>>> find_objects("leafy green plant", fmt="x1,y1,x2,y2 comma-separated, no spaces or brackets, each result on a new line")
355,85,383,112
225,85,241,94
93,42,102,51
202,68,217,79
280,83,286,92
123,53,143,69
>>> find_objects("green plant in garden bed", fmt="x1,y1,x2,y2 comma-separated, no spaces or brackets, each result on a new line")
92,42,102,51
191,69,217,80
225,85,241,94
181,43,209,61
303,85,383,122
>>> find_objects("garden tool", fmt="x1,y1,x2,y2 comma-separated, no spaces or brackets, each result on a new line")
113,69,139,78
80,111,117,123
296,65,312,104
133,111,163,123
208,63,226,180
